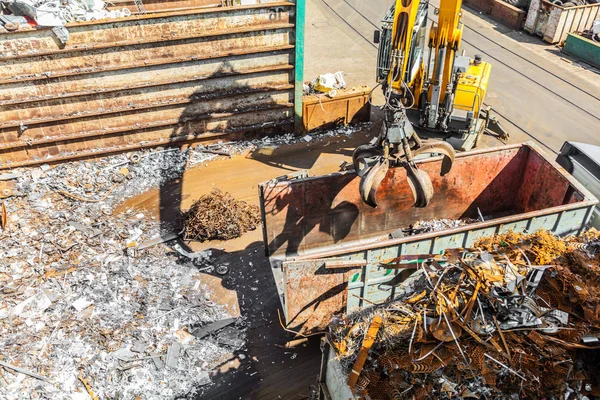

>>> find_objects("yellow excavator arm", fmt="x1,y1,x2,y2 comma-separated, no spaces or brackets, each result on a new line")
423,0,491,138
427,0,464,105
385,0,491,134
353,0,495,208
387,0,425,95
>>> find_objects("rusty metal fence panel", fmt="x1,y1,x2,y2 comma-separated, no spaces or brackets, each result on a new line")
0,2,297,169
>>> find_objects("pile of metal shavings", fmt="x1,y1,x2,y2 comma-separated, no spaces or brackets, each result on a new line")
476,229,568,265
182,189,261,242
328,230,600,400
0,152,253,399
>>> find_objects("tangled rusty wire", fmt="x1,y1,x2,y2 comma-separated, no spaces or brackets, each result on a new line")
327,230,600,400
182,189,261,242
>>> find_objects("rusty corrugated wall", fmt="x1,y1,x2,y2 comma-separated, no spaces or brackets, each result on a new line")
0,1,296,169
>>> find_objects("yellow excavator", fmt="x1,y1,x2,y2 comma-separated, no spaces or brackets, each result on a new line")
353,0,505,208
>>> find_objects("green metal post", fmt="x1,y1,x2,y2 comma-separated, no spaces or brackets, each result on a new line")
294,0,306,134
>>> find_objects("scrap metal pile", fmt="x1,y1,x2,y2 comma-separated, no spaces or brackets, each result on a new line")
182,189,261,242
403,219,478,236
303,71,347,96
328,230,600,400
581,20,600,42
1,0,133,28
0,148,248,399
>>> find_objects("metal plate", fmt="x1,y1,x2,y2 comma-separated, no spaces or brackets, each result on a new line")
0,2,297,168
283,259,352,335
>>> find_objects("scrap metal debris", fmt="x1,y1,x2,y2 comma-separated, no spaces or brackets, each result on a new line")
390,218,478,238
407,218,478,236
327,230,600,399
182,189,261,242
1,0,132,29
304,71,347,96
192,317,238,340
0,149,251,399
580,20,600,42
0,125,370,399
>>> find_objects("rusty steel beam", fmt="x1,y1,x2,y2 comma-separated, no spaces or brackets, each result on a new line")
0,100,293,146
0,3,295,58
107,0,221,14
1,84,293,130
5,106,292,152
0,107,293,166
324,260,367,270
1,64,293,107
347,315,382,388
0,100,293,150
0,91,292,142
0,121,293,170
1,38,294,84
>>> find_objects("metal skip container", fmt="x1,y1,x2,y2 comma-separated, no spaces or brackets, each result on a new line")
524,0,600,44
258,142,598,336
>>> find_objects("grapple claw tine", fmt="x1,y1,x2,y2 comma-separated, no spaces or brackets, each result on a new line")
406,164,434,208
359,158,390,208
352,144,383,177
413,141,455,176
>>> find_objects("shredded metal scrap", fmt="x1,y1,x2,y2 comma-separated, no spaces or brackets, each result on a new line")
182,189,261,242
328,230,600,400
407,218,478,236
0,148,247,399
0,125,370,399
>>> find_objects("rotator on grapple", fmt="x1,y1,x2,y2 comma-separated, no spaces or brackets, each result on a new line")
353,0,503,208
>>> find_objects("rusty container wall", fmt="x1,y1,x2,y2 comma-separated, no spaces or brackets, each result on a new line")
302,86,371,133
259,143,598,335
525,0,600,44
0,2,297,169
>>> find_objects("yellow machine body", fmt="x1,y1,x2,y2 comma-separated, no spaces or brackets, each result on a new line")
454,60,491,119
387,0,428,102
